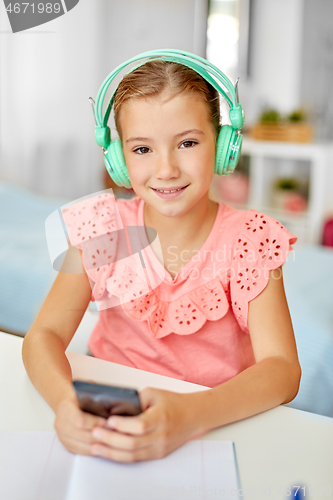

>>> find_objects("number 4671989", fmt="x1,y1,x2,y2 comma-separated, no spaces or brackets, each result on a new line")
5,3,61,14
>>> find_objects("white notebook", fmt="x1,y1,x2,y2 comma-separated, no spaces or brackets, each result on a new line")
0,431,241,500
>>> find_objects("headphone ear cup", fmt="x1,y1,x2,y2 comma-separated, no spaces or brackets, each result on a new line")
105,140,132,188
215,125,233,175
228,131,243,173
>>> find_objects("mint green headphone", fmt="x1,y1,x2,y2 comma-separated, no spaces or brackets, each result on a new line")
90,49,245,189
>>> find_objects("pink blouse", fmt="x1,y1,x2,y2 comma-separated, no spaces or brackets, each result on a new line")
62,193,297,388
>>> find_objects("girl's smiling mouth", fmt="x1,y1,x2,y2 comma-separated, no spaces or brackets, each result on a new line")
151,184,189,198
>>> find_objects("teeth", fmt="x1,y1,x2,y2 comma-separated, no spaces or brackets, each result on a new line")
155,187,184,193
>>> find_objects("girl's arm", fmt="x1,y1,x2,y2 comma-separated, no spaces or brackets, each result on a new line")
89,267,301,462
22,262,107,454
22,268,91,410
187,265,302,431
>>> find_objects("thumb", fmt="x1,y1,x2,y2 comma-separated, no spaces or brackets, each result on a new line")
139,387,172,411
139,387,167,411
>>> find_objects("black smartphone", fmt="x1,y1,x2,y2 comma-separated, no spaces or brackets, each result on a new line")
73,380,142,418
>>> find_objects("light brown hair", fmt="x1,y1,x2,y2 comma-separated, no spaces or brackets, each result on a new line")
113,60,221,141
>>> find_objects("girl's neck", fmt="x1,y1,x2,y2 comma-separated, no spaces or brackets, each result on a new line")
143,194,219,248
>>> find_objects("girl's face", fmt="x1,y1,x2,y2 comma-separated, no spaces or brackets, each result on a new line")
119,91,216,219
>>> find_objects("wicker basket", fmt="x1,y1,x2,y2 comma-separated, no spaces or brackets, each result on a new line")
250,122,313,143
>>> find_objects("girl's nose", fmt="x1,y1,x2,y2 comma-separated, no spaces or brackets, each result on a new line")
155,151,180,179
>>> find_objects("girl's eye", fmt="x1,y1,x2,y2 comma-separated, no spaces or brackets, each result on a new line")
134,147,151,155
180,140,197,149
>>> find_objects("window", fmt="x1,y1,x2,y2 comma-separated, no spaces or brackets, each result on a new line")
207,0,240,81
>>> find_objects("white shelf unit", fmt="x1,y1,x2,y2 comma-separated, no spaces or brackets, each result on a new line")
212,137,331,246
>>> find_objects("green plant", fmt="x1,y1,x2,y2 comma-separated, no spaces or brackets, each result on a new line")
287,109,307,122
259,109,281,124
274,178,299,190
259,108,308,124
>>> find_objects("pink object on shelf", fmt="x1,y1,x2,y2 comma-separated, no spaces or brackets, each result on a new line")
218,172,249,205
322,218,333,247
283,192,307,213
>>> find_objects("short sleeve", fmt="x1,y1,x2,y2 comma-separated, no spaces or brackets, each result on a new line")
230,209,297,334
61,193,123,301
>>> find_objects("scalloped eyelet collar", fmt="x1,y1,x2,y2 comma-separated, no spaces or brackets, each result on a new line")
137,199,226,285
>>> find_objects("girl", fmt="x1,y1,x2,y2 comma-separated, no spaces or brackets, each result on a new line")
22,52,301,463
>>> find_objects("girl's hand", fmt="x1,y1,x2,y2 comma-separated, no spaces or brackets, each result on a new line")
54,395,107,456
90,388,205,462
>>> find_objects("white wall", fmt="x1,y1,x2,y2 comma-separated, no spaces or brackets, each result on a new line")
0,0,208,199
241,0,304,124
0,1,103,198
301,0,333,142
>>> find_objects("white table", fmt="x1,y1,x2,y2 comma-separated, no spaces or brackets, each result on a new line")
1,331,332,500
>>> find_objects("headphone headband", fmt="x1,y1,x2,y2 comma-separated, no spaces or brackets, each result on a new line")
94,49,244,134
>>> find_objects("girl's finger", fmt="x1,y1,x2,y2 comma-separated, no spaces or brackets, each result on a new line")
139,386,162,411
91,427,152,451
73,410,107,431
60,425,97,445
57,399,107,431
105,404,160,436
59,434,96,456
91,441,165,463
